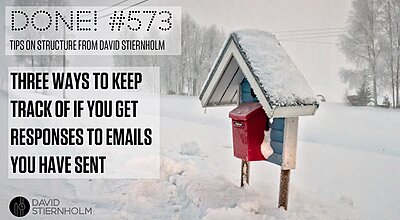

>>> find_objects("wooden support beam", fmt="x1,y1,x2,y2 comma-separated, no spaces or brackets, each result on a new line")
240,160,250,187
278,169,290,210
282,117,298,170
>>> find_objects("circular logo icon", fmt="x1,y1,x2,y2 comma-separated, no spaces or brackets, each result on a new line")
9,196,30,217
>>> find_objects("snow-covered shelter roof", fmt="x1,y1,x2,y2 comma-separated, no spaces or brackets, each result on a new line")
199,29,319,118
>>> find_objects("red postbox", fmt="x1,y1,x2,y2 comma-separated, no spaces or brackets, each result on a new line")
229,102,267,161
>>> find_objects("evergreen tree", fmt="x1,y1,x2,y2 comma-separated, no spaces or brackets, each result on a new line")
356,80,373,105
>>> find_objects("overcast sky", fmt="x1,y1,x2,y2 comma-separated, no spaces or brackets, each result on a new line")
3,0,353,102
68,0,353,102
172,0,353,102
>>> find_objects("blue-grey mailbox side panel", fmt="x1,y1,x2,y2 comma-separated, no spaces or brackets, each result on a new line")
239,79,285,166
241,79,259,103
267,118,285,166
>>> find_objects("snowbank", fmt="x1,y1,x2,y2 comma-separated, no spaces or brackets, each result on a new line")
0,93,399,219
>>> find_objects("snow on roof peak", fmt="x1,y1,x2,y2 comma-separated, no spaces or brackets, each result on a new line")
232,29,318,107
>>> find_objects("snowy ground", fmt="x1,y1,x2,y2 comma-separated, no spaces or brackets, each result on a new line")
0,91,399,219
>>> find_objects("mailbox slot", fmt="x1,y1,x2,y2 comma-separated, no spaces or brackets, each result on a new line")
233,121,244,128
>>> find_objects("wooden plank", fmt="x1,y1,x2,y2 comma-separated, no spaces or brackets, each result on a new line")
270,118,285,130
270,141,283,155
273,105,317,118
209,57,239,104
265,153,282,166
200,43,236,107
270,129,284,143
230,90,238,103
218,66,240,103
220,68,244,104
281,117,299,170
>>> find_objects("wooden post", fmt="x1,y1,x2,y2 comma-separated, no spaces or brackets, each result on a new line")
278,117,297,210
278,169,290,210
240,160,250,187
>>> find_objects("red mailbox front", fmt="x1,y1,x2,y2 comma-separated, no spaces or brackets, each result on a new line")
229,102,267,161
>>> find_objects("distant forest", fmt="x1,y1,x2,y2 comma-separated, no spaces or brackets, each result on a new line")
340,0,400,108
114,14,225,96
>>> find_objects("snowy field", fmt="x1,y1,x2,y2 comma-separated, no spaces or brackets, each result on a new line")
0,91,399,219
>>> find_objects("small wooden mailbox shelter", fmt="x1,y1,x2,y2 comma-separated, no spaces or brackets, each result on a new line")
199,29,319,210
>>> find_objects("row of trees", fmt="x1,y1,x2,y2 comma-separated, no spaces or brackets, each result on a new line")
10,2,224,97
340,0,400,107
10,0,224,96
114,14,225,95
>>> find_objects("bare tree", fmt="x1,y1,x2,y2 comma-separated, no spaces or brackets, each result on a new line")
113,13,224,96
340,0,385,106
340,0,400,107
393,0,400,107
